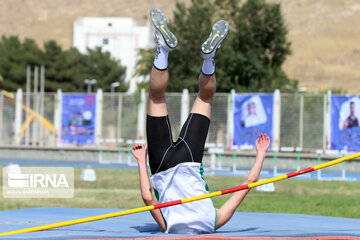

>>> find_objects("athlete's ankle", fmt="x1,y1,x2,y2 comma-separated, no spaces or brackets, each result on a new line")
153,45,169,70
201,57,215,76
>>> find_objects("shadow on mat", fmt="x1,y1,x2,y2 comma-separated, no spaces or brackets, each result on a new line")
131,223,162,234
215,227,259,233
131,225,259,234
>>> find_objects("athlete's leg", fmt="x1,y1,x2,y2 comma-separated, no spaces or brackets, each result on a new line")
190,20,229,119
178,20,229,164
148,66,169,116
147,8,178,174
148,8,177,116
191,73,216,119
147,66,173,174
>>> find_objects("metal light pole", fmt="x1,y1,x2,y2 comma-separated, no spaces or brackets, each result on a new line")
39,65,45,146
111,82,120,141
25,65,31,146
111,82,120,97
84,79,97,93
111,82,120,110
33,66,39,145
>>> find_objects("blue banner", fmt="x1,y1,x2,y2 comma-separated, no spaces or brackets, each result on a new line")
233,94,273,149
331,96,360,151
60,94,96,146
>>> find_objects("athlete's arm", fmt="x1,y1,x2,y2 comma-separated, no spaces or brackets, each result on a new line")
132,144,166,232
215,133,270,229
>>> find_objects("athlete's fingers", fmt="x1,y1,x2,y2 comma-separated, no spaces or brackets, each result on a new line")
133,144,142,150
255,137,260,146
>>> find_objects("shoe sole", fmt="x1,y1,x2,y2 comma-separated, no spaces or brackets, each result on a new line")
201,20,229,57
150,8,178,50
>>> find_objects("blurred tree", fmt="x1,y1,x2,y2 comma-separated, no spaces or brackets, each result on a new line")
218,0,297,92
134,48,154,92
0,36,128,92
0,36,43,91
42,40,76,92
135,0,297,92
81,47,127,92
43,43,128,92
0,74,3,89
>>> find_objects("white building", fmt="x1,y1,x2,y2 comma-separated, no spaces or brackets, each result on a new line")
73,17,152,93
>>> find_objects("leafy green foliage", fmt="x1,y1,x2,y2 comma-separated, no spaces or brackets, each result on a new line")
219,0,297,92
0,36,43,91
135,0,297,92
0,36,127,92
0,74,3,89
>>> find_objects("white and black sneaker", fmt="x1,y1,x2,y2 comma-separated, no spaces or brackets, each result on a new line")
150,8,178,52
201,20,229,59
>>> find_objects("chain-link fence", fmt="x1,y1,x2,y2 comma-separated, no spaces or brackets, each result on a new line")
303,95,324,150
102,93,139,141
0,91,330,152
0,93,15,145
280,94,324,151
20,93,56,146
280,94,301,148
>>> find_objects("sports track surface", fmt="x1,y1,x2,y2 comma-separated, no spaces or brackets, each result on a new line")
0,207,359,239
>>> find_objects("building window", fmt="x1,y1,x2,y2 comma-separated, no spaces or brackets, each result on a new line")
103,38,109,45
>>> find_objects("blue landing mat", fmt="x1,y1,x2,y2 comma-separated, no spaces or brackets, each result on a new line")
0,207,359,239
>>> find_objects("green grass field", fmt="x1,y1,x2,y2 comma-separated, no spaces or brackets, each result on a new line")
1,169,360,218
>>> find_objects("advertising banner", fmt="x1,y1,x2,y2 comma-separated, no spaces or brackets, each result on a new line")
233,94,273,149
60,94,96,145
331,96,360,151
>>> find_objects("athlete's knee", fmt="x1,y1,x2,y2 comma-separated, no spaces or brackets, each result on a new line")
198,85,216,101
149,89,166,103
149,74,168,93
198,74,216,101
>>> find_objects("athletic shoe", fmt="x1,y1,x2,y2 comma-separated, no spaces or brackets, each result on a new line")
201,20,229,59
150,8,178,52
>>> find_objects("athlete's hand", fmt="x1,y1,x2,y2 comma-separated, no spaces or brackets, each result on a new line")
132,144,148,163
255,133,270,154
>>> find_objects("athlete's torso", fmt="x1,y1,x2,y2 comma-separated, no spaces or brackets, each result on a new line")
150,162,216,234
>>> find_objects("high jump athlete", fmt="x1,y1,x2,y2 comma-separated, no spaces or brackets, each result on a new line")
131,8,270,234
